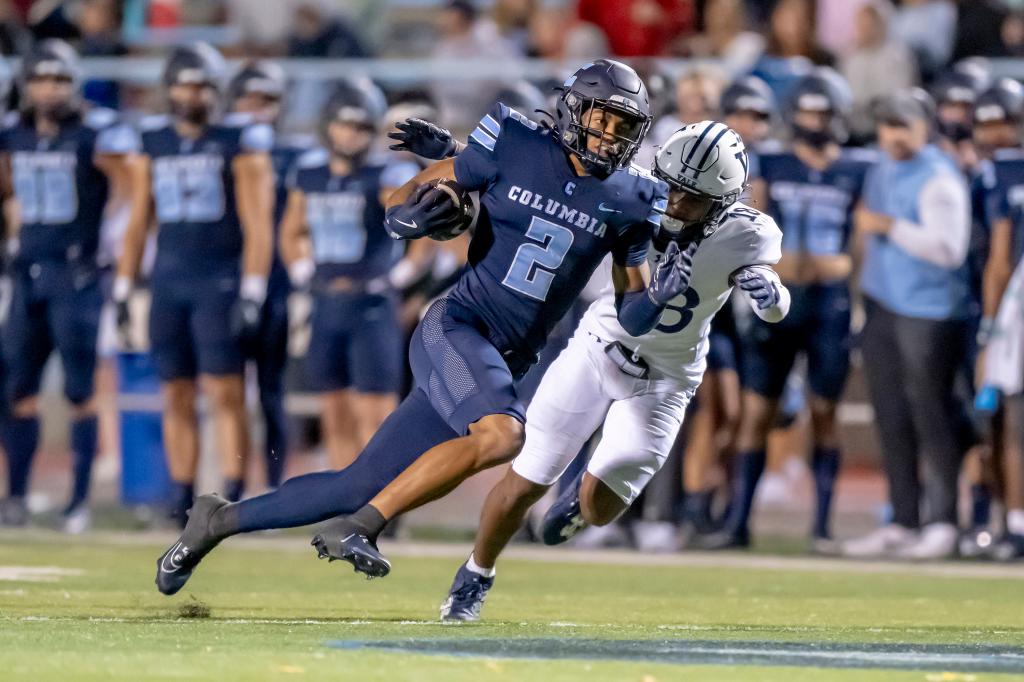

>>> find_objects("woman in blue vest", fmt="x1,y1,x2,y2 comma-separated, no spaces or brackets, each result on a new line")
844,90,972,561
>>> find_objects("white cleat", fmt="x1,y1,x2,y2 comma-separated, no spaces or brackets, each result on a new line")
572,522,631,549
894,523,958,561
633,520,681,553
62,506,92,535
839,524,917,559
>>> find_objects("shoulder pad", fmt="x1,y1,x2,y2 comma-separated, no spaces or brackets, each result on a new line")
84,107,119,130
626,162,657,181
277,132,316,152
222,111,254,127
2,110,20,129
296,147,329,168
501,104,538,131
993,147,1024,163
140,114,171,132
756,138,784,154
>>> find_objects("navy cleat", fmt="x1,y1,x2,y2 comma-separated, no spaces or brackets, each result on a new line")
541,472,587,545
440,562,494,622
690,527,750,551
311,528,391,579
155,494,228,595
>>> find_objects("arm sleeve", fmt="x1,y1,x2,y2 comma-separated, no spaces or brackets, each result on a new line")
887,172,970,269
380,161,420,189
453,103,508,191
240,123,274,153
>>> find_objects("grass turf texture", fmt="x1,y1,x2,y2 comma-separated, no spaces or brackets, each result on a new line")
1,531,1022,681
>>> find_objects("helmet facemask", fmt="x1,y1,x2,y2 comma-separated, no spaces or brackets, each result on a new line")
558,92,650,176
658,180,741,245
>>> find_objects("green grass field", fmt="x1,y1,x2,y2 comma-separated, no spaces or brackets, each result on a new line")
1,530,1023,681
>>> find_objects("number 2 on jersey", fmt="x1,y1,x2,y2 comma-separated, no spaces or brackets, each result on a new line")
502,216,574,301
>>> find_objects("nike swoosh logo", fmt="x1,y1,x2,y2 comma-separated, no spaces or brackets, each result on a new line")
597,203,621,213
393,217,418,230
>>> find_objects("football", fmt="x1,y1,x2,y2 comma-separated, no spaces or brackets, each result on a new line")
426,178,475,241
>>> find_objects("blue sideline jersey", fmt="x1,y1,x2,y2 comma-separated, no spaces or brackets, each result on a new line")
2,108,138,265
985,148,1024,268
758,148,876,257
450,103,666,357
140,115,273,278
289,148,418,286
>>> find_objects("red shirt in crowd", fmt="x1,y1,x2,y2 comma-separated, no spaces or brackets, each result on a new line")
577,0,695,56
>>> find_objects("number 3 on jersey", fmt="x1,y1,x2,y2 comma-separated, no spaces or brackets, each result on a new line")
655,287,701,334
502,216,574,301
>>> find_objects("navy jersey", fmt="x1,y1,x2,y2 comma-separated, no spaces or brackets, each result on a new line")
984,148,1024,268
140,115,273,278
450,103,665,357
2,108,138,265
288,148,418,285
758,148,876,256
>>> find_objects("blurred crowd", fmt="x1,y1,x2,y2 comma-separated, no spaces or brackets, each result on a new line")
0,0,1023,564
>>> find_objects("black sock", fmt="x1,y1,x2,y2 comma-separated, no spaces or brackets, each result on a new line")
224,477,245,503
3,415,39,498
347,504,388,542
67,415,98,512
169,481,194,525
724,449,766,538
970,483,991,528
811,447,841,539
684,489,713,530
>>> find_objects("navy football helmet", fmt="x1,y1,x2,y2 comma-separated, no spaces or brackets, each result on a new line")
721,75,776,120
974,78,1024,126
786,67,852,147
321,79,386,164
20,39,81,119
228,60,286,104
162,43,226,125
554,59,652,175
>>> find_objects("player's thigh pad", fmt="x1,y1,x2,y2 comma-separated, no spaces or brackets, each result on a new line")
805,285,852,401
409,297,525,435
149,280,197,381
511,330,613,486
349,294,403,395
49,278,102,404
190,277,244,377
587,382,694,504
3,276,54,402
305,293,353,392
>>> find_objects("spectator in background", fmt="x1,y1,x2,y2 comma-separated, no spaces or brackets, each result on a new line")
841,0,918,142
287,2,368,58
432,0,517,129
78,0,126,110
527,6,608,60
891,0,957,82
491,0,535,55
681,0,764,76
952,0,1009,62
0,0,29,54
749,0,829,105
816,0,872,57
576,0,695,57
635,68,723,168
844,91,971,560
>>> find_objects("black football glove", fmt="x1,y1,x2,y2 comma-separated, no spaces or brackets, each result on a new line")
384,183,461,240
230,296,263,346
387,118,460,160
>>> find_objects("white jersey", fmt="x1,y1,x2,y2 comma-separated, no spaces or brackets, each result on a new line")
579,202,782,382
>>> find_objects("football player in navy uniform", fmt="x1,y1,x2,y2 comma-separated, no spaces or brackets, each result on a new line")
226,60,310,489
154,59,691,594
279,81,419,469
116,43,274,524
699,68,875,551
0,41,142,532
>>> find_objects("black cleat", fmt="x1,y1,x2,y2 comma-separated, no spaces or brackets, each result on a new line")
311,529,391,579
541,470,587,545
440,561,494,622
0,496,29,527
155,494,228,595
689,528,750,551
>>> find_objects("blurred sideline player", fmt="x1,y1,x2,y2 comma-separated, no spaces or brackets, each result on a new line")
699,68,875,551
227,60,310,489
425,122,789,621
279,81,421,469
154,60,691,595
116,43,274,524
0,40,141,532
679,75,778,542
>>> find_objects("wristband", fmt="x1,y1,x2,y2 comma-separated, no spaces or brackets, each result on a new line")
288,257,315,289
977,317,995,348
112,276,133,303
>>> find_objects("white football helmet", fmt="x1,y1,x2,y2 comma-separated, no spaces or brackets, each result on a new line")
653,121,748,240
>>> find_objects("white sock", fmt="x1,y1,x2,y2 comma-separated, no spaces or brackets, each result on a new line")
1008,509,1024,536
465,553,496,578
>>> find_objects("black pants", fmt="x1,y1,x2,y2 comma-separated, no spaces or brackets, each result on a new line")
861,298,969,527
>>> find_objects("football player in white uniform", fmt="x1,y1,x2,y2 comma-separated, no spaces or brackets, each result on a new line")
389,118,789,621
